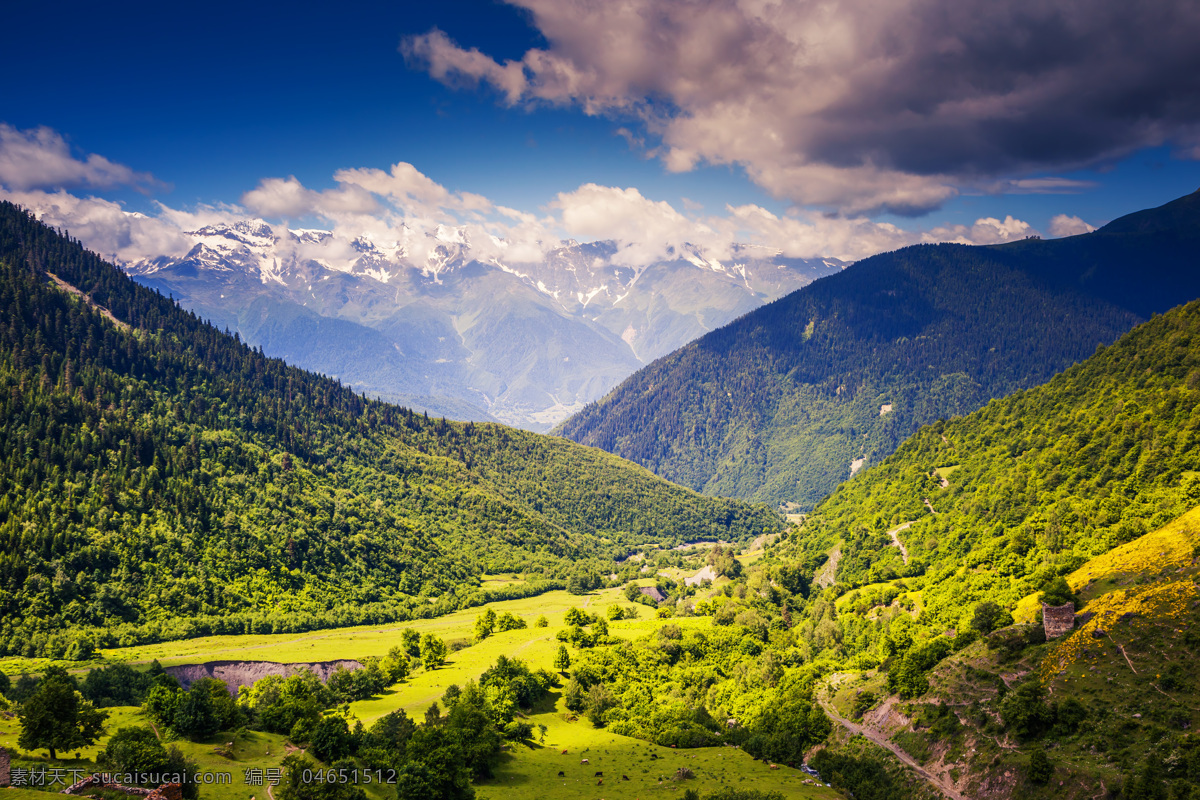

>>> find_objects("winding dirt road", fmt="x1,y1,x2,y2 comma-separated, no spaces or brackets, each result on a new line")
816,682,966,800
886,522,913,565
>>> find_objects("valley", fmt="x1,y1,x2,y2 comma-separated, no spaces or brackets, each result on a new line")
3,192,1200,800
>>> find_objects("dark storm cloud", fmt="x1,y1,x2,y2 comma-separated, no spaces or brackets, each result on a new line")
405,0,1200,215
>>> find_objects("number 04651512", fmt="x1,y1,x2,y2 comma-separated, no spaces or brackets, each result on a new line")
301,768,398,785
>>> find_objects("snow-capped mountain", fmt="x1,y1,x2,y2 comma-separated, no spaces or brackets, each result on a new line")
125,220,845,430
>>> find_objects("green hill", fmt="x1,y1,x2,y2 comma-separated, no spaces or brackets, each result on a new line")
0,201,781,658
785,296,1200,618
814,508,1200,799
557,190,1200,509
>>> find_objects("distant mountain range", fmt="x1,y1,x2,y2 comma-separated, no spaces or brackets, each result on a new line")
557,189,1200,509
124,221,843,429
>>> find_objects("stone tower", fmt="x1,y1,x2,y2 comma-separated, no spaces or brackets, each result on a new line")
1042,601,1076,638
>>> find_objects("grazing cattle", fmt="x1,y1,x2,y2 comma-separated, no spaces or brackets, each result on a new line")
561,749,568,754
621,775,630,781
557,771,564,777
596,779,603,786
770,764,779,770
594,771,603,777
581,758,589,764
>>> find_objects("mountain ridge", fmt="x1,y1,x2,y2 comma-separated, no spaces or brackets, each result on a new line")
123,219,845,430
556,189,1200,509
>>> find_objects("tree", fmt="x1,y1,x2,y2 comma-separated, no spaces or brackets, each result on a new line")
1000,681,1055,740
381,646,411,684
564,607,589,626
970,601,1012,634
534,615,549,628
174,685,220,740
495,612,526,632
400,629,421,657
563,678,585,713
310,716,355,763
420,634,448,670
554,645,571,673
1028,747,1053,785
277,754,367,800
98,726,170,777
144,684,182,725
0,670,9,697
17,666,108,759
474,609,496,642
394,728,474,800
585,684,617,727
1040,576,1077,607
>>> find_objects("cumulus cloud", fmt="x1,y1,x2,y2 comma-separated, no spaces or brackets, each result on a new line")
404,0,1200,215
551,184,723,264
241,176,378,218
0,124,163,192
5,190,193,263
0,125,1047,270
1048,214,1097,237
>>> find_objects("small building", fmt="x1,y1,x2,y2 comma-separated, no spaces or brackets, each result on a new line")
639,586,667,604
1042,602,1076,638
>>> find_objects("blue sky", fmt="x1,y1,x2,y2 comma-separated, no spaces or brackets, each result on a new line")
3,0,1200,264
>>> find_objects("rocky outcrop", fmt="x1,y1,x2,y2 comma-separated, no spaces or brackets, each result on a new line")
165,660,362,695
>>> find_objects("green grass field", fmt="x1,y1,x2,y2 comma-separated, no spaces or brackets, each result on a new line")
476,697,840,800
1,585,843,799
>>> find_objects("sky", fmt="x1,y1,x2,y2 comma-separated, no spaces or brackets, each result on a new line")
2,0,1200,267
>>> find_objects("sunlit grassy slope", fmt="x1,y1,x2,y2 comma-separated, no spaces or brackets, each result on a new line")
1013,505,1200,623
1,585,841,800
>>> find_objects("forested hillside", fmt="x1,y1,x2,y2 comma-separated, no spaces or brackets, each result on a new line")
536,300,1200,798
558,190,1200,508
782,295,1200,630
0,202,780,658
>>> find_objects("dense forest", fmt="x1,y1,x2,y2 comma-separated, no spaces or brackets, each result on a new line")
0,202,781,658
557,190,1200,509
780,295,1200,645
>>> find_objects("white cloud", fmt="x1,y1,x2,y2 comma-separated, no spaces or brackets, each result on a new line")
241,176,378,219
0,125,1047,271
404,0,1200,216
0,124,162,192
550,184,724,264
1048,214,1097,238
5,190,192,263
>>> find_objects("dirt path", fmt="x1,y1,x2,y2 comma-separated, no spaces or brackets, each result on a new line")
924,498,938,516
886,522,913,565
814,543,841,588
817,680,966,800
47,272,131,331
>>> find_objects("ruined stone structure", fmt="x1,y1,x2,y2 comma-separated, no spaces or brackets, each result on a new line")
1043,601,1076,639
62,775,182,799
0,746,11,787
